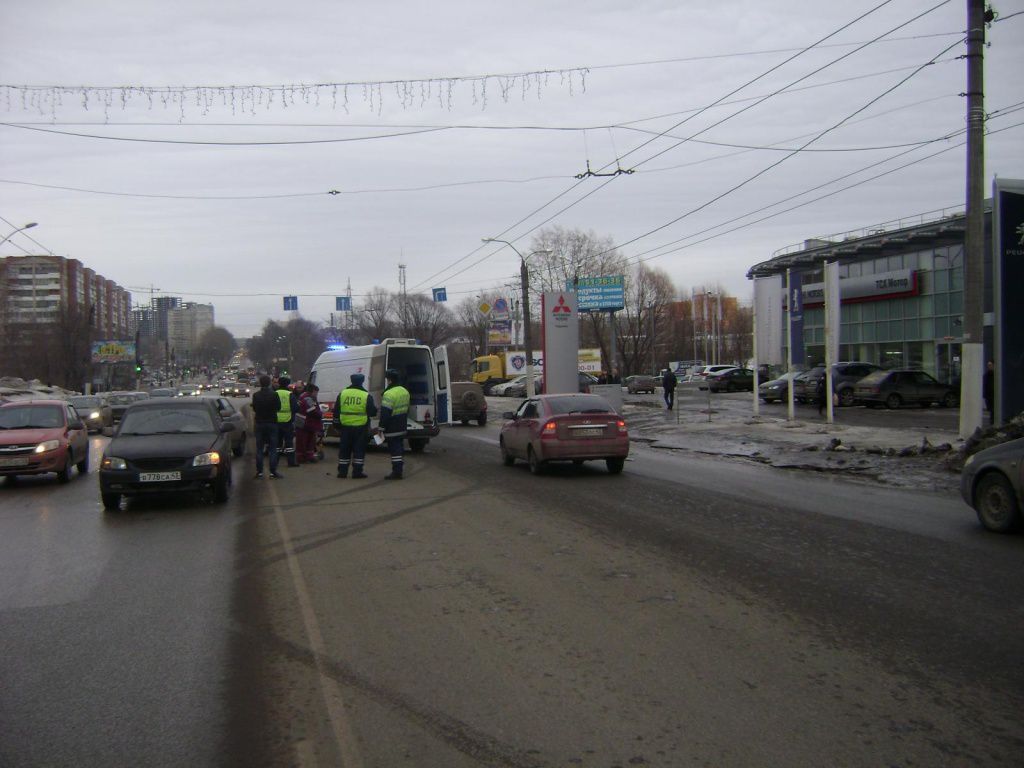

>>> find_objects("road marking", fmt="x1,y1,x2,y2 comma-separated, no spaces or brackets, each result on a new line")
268,482,364,768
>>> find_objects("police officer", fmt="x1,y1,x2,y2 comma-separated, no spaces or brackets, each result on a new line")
276,376,300,467
334,372,377,479
379,369,411,480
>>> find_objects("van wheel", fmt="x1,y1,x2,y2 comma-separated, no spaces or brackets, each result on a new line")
409,439,427,453
500,438,515,466
839,388,855,407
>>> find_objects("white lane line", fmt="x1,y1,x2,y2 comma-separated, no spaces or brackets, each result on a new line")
268,482,364,768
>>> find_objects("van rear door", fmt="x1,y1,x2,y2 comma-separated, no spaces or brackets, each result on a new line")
434,345,450,424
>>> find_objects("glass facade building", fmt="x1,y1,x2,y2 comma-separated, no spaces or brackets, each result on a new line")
748,207,992,385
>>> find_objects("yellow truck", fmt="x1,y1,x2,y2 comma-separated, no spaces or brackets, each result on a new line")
471,349,602,393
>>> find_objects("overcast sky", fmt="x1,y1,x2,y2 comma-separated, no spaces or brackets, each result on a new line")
1,0,1021,338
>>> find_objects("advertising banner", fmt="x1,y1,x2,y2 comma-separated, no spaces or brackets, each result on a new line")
541,291,579,394
487,319,512,346
91,340,136,364
994,177,1024,422
570,275,625,312
577,348,602,373
753,275,783,366
787,270,805,366
824,261,841,365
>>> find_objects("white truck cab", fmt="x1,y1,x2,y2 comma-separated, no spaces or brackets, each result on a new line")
308,338,449,451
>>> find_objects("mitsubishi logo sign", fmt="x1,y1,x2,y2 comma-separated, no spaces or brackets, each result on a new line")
552,294,572,314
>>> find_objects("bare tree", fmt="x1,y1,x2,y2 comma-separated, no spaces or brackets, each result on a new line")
403,293,455,349
355,287,396,344
193,326,237,368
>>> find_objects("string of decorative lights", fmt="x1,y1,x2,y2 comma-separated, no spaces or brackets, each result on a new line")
0,29,967,123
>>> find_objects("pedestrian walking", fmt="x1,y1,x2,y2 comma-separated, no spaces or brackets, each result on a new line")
662,368,677,410
251,374,281,479
334,373,377,479
816,373,828,417
378,369,411,480
295,383,323,463
276,376,300,467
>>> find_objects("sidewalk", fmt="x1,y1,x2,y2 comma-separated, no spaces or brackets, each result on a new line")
623,399,963,494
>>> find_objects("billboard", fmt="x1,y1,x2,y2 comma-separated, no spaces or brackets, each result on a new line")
541,291,579,394
570,275,625,312
91,340,136,364
994,177,1024,423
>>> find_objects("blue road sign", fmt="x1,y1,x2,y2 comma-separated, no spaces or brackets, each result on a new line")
283,296,298,311
432,287,447,302
335,296,352,312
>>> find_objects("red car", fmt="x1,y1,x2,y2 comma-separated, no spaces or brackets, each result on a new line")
499,393,629,474
0,400,91,483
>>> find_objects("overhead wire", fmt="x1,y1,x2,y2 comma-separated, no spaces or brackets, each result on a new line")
409,0,903,292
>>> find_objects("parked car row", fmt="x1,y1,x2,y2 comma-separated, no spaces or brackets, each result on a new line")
756,363,958,409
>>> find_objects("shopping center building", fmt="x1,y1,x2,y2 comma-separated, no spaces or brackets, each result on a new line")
747,204,993,385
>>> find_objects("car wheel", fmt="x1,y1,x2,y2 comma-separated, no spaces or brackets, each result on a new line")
409,438,427,453
460,417,470,425
941,391,958,408
572,459,584,468
101,492,121,512
500,438,515,466
527,446,544,475
839,388,855,407
885,393,902,410
76,449,89,475
606,457,625,474
213,471,230,504
57,457,72,484
477,412,487,426
974,472,1021,533
233,434,246,457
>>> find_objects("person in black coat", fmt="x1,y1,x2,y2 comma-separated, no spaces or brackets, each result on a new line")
662,369,677,410
251,374,281,478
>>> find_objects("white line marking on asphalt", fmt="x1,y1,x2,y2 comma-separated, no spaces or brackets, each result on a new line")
269,482,364,768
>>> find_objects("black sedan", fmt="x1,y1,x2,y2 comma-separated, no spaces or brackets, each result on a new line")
854,369,957,409
99,399,236,510
961,437,1024,533
706,368,755,393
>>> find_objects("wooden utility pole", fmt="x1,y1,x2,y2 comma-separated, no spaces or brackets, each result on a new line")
959,0,986,438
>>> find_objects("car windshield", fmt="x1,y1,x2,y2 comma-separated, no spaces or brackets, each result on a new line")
545,394,613,415
858,370,890,385
119,407,216,435
0,404,64,429
69,396,102,408
108,395,135,405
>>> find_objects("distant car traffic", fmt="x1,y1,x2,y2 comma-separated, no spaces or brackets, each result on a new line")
499,393,629,475
625,375,656,394
99,398,237,510
796,363,882,406
961,437,1023,533
176,385,202,397
706,368,755,393
67,395,114,433
107,392,148,423
758,371,803,403
853,369,958,409
694,365,737,380
491,374,532,397
149,387,176,398
0,400,90,483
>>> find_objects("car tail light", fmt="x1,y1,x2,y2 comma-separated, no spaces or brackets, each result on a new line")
617,419,627,434
541,420,558,438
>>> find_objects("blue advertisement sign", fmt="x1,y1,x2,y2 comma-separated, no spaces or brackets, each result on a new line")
335,296,351,312
568,275,625,312
788,271,804,365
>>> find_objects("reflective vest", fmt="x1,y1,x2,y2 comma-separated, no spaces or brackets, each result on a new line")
381,385,410,416
339,387,370,427
276,389,292,423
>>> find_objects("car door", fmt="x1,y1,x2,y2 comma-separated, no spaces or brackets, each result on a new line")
65,405,88,463
913,372,942,404
510,399,540,457
433,345,450,424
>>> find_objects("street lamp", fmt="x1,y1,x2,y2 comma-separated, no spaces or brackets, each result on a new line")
0,222,38,249
481,238,551,397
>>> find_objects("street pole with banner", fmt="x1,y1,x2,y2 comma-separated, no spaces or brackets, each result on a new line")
824,261,841,424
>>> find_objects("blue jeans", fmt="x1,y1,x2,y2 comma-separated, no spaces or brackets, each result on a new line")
255,422,279,474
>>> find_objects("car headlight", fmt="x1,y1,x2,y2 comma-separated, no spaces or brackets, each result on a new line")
767,385,780,390
964,454,975,467
89,411,101,419
101,456,127,470
193,452,221,466
34,439,60,453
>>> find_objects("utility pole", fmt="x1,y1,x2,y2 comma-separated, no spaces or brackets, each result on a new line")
959,0,986,438
398,263,407,336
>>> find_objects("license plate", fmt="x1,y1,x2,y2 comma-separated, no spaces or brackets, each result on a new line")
139,471,181,482
574,428,604,438
0,457,30,468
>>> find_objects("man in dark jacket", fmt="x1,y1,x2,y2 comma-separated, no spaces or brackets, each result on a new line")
378,369,411,480
251,374,281,478
662,368,677,410
333,373,377,479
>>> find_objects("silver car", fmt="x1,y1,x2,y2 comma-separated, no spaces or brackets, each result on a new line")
961,437,1023,533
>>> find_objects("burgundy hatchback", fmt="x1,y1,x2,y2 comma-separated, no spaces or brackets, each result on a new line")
499,393,629,475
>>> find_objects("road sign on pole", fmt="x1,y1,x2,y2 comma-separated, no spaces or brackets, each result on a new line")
432,287,447,302
283,296,298,311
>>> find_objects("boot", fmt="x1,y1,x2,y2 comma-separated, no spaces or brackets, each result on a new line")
384,472,403,480
337,466,348,478
351,471,368,479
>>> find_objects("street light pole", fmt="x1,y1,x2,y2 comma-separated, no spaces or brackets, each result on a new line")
0,222,38,249
482,238,551,397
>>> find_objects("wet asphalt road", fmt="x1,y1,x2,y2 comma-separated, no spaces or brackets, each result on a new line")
1,399,1022,766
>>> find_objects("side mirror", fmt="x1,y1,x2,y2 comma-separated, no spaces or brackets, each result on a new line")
220,422,236,433
71,420,85,431
502,411,516,420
